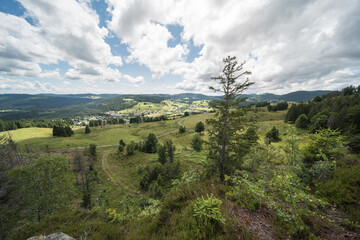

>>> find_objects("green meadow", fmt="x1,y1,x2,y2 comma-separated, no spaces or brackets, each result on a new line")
2,109,309,151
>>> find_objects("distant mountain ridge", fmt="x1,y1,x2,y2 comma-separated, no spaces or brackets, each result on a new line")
0,90,332,120
0,90,332,109
240,90,332,103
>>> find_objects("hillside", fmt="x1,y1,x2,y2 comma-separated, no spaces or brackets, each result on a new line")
241,90,332,103
1,100,359,239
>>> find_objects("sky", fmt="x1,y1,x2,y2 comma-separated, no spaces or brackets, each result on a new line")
0,0,359,95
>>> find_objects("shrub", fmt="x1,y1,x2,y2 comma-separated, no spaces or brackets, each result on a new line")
193,194,225,224
347,135,360,153
265,126,280,143
179,125,186,133
267,101,288,112
126,141,135,156
191,134,203,152
195,121,205,133
302,128,346,164
295,114,308,129
119,139,126,147
316,164,360,222
118,144,124,153
309,111,329,133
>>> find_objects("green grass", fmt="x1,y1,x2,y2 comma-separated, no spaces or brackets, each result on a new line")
119,102,163,113
254,108,287,122
3,109,296,152
96,150,153,203
5,118,184,150
2,127,53,142
6,125,141,150
182,113,215,130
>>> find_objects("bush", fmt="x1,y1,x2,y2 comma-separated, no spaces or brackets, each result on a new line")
265,126,280,143
309,111,329,133
179,125,186,133
195,121,205,133
267,101,288,112
295,114,308,129
243,127,259,144
302,128,346,164
118,144,124,153
119,139,126,147
191,134,203,152
317,165,360,222
193,194,225,224
126,141,136,156
347,135,360,153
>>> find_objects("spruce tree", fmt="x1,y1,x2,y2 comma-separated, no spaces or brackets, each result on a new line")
165,139,175,163
207,56,254,181
157,144,167,165
85,125,91,134
145,133,158,153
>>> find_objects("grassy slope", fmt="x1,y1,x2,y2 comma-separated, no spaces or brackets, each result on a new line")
3,113,215,150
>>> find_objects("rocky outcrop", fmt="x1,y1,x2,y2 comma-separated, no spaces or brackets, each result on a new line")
27,232,75,240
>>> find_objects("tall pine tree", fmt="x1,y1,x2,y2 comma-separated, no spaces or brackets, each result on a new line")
207,56,254,181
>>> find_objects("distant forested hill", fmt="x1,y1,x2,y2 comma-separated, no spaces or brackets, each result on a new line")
0,90,331,120
0,94,165,120
240,90,332,103
0,94,96,110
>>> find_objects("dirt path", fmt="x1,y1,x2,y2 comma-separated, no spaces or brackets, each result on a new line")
99,119,185,188
101,150,121,186
156,119,184,138
66,119,186,188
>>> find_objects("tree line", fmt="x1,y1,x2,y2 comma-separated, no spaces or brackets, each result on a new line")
130,115,169,124
267,101,288,111
285,85,360,152
0,119,74,132
88,118,125,127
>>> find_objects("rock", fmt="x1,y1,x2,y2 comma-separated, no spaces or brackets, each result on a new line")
27,232,75,240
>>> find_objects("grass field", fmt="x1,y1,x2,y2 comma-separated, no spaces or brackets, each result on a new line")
2,109,309,152
2,114,212,150
2,125,142,150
